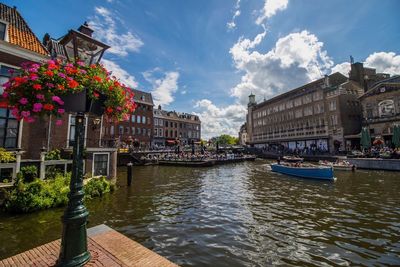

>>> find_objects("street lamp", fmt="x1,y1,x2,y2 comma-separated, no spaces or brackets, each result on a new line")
57,23,109,267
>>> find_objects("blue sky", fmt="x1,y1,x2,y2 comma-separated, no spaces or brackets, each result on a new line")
4,0,400,138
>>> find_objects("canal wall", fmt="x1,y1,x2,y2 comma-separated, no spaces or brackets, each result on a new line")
347,158,400,171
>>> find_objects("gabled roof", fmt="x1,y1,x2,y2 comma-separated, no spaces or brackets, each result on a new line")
132,89,154,106
0,3,48,56
359,75,400,99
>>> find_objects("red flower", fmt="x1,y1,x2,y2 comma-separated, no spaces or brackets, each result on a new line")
68,80,79,89
57,84,65,90
43,104,54,111
93,76,102,82
106,107,113,113
93,91,99,98
45,70,54,77
33,84,42,90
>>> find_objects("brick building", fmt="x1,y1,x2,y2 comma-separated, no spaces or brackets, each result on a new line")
0,3,48,151
246,72,364,153
0,4,117,179
102,89,154,149
356,76,400,146
153,105,201,147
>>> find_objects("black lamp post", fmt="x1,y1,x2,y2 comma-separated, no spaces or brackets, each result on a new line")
57,23,109,267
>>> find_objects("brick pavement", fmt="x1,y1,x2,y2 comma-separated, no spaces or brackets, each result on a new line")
0,224,178,267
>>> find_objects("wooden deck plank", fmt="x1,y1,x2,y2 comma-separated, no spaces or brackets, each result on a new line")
0,224,179,267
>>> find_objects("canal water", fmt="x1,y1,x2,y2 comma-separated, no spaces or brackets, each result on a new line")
0,160,399,266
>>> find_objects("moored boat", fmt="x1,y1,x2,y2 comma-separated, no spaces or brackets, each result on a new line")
282,156,304,163
319,160,356,171
271,163,334,180
158,159,215,167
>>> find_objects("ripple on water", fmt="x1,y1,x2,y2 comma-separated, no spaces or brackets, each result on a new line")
1,161,400,266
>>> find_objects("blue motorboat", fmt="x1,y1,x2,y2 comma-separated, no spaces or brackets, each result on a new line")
271,163,334,180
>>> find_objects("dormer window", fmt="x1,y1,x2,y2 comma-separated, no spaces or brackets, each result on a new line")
141,95,145,101
0,22,6,40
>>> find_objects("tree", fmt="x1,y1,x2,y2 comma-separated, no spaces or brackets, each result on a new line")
212,134,238,145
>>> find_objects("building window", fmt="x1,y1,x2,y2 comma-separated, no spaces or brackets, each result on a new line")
110,125,114,136
68,115,87,147
93,153,109,176
1,65,16,94
0,109,18,148
137,115,141,123
142,116,146,124
154,118,158,126
154,128,158,137
0,22,6,41
131,127,135,134
159,129,163,137
143,128,146,136
118,126,123,135
131,115,135,123
125,127,130,134
329,100,337,111
137,128,141,134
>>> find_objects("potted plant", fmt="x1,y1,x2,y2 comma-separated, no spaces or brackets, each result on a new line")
2,60,136,124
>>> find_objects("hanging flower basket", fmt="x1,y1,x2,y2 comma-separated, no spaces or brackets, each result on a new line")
2,60,136,124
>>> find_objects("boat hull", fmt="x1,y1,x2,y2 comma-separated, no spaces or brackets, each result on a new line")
271,163,334,180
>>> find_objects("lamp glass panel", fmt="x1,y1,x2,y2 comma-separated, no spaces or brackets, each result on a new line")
75,36,104,65
63,37,75,61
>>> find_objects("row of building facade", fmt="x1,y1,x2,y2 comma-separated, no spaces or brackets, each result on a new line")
0,4,200,181
241,61,400,153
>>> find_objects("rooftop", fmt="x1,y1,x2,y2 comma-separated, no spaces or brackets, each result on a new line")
0,3,48,56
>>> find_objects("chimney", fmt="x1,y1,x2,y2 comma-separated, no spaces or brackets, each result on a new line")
158,105,162,110
324,74,330,87
78,21,94,37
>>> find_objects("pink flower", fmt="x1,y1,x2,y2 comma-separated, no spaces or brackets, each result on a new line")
33,103,43,112
77,61,85,66
58,73,66,78
2,81,11,89
122,113,130,121
19,98,28,105
57,108,65,114
11,108,19,117
56,119,63,126
36,94,45,100
29,74,39,81
2,91,8,98
47,60,55,65
21,110,30,118
80,69,87,74
45,83,55,88
116,106,122,111
52,96,64,105
25,117,35,123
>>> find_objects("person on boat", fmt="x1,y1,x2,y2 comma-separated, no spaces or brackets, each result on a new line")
277,157,281,164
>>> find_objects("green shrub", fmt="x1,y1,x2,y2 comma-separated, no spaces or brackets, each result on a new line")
0,148,16,163
19,165,38,183
45,149,61,160
2,174,113,213
84,176,112,200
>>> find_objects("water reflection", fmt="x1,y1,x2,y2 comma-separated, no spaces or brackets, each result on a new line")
0,161,400,266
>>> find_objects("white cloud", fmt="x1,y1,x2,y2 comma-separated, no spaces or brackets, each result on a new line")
227,0,241,30
195,99,246,139
331,51,400,77
143,69,180,106
101,59,138,88
230,30,333,104
256,0,289,25
89,6,143,57
364,52,400,75
331,62,350,76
